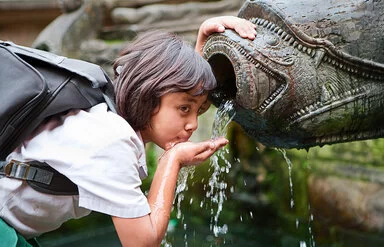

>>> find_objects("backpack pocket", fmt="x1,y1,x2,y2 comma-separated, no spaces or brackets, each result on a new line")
0,44,49,158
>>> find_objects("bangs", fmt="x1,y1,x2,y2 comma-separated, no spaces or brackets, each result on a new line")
169,44,217,96
189,82,213,96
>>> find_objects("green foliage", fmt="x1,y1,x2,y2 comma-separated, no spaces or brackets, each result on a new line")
141,142,158,192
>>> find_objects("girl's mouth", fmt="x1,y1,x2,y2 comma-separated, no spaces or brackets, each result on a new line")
164,137,190,150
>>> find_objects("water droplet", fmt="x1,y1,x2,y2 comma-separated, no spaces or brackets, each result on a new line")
300,241,307,247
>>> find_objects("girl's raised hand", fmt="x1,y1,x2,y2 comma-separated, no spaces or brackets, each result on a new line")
196,16,257,54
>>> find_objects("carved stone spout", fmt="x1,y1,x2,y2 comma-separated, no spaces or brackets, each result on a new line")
203,0,384,149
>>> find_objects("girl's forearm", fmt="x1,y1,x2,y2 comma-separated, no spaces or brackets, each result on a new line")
112,153,181,247
146,152,181,245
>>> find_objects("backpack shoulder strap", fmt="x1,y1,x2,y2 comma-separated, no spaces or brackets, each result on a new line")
0,160,78,195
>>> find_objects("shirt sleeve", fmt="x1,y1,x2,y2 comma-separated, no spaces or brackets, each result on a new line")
14,103,151,218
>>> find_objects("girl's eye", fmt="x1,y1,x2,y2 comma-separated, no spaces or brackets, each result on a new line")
179,106,190,113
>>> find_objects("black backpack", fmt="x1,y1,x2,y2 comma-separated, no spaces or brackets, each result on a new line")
0,41,117,195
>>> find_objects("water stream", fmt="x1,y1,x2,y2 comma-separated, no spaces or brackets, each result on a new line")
275,148,316,247
168,101,317,246
275,148,295,209
211,100,236,139
208,100,236,237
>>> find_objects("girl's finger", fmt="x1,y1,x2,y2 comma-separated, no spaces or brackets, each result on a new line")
195,140,227,161
211,137,229,147
193,150,215,162
216,24,225,33
195,138,227,158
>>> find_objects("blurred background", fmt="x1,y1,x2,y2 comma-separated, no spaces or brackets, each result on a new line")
2,0,384,246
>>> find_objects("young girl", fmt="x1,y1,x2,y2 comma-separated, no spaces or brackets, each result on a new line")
0,16,256,246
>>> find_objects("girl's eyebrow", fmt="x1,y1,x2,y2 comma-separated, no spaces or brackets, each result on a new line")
183,96,198,103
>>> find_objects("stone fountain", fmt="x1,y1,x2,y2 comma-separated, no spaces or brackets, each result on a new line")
203,0,384,149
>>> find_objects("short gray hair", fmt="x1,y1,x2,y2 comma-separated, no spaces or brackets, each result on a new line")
113,30,216,130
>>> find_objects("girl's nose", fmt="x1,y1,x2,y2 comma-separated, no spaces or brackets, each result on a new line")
185,115,198,133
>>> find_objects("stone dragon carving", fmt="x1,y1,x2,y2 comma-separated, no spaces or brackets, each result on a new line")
203,0,384,149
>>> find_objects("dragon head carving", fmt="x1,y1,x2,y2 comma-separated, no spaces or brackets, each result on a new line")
204,0,384,149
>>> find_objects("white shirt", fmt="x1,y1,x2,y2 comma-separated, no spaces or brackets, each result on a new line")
0,103,151,239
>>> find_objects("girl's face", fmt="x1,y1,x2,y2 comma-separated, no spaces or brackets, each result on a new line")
141,90,210,150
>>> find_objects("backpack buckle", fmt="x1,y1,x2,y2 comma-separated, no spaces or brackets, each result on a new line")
0,160,78,194
4,160,31,179
2,160,53,185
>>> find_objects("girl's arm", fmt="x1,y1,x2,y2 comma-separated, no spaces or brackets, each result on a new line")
195,16,257,55
112,137,228,247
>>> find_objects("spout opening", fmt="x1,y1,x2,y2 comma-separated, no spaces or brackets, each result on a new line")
208,53,237,107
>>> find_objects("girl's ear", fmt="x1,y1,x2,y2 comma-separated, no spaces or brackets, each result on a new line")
151,104,160,116
144,104,160,132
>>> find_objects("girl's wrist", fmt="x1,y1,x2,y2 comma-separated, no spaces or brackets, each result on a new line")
158,148,182,170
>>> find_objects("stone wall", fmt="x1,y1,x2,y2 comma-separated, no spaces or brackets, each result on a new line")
0,0,61,45
31,0,244,75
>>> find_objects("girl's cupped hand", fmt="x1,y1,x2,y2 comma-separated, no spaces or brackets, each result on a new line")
161,137,229,167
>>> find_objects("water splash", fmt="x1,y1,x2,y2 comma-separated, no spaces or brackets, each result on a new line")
175,167,195,219
163,166,195,247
